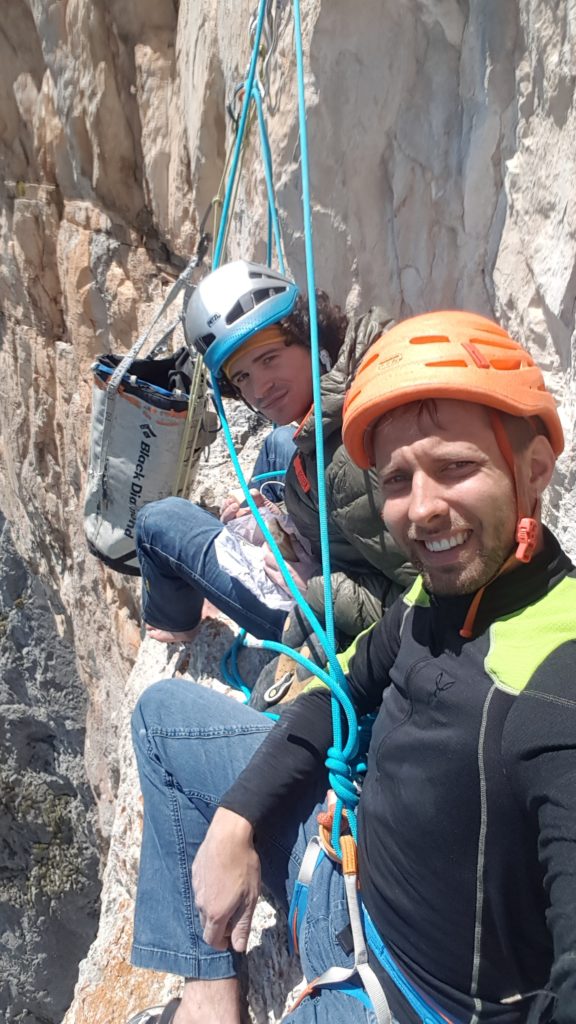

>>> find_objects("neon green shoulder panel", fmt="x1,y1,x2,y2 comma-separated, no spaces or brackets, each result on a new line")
403,577,430,608
485,575,576,694
301,623,377,695
301,578,428,697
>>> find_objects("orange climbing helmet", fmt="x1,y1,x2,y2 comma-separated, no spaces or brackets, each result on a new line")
342,310,564,468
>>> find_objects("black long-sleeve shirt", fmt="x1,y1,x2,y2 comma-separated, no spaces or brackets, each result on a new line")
222,530,576,1023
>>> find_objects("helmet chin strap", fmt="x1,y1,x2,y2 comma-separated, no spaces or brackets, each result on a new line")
459,411,539,640
488,411,538,564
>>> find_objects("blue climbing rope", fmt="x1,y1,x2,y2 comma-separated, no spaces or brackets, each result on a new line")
208,0,361,855
221,629,252,700
291,0,357,851
210,381,360,843
213,0,269,269
251,469,287,484
252,84,285,271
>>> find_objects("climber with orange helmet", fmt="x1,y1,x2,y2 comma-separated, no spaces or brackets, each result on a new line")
127,309,574,1024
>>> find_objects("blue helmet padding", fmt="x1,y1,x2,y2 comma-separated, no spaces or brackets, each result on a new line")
203,283,299,374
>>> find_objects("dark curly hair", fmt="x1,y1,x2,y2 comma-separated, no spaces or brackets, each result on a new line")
217,289,348,401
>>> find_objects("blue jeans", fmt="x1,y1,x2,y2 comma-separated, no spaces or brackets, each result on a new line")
131,680,378,1023
135,426,296,638
250,423,296,504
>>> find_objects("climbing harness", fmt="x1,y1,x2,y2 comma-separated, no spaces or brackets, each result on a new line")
287,819,459,1024
288,833,393,1024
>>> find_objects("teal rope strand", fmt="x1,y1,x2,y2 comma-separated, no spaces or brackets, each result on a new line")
291,0,335,655
208,0,359,856
210,380,339,673
213,0,268,268
252,85,285,271
210,379,358,841
292,0,357,852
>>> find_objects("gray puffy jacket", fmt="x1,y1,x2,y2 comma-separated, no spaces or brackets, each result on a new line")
283,307,414,642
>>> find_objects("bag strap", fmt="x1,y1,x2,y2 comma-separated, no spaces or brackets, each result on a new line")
107,252,203,394
91,239,209,489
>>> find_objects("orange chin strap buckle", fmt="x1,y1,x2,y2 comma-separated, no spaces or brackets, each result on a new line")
516,517,538,563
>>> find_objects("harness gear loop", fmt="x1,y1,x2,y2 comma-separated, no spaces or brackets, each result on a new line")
287,823,393,1024
288,800,459,1024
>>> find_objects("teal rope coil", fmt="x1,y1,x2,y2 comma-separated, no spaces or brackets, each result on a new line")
244,636,360,812
220,628,251,700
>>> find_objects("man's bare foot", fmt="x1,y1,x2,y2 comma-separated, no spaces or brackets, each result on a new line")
145,624,199,644
201,599,220,620
173,977,241,1024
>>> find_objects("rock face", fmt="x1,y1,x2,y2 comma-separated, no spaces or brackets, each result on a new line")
0,514,100,1024
1,0,576,1021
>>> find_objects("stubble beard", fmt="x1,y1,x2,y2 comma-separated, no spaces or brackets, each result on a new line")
413,522,517,597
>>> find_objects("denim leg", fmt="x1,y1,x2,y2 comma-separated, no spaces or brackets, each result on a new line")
285,987,379,1023
283,852,380,1023
135,497,287,639
131,679,273,978
131,679,326,978
132,679,390,1020
250,425,296,503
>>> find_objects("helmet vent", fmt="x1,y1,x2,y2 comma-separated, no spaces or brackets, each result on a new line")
248,268,285,282
409,334,450,345
225,286,287,326
226,296,254,325
253,285,287,303
197,331,216,350
361,351,379,371
470,335,519,351
462,341,490,368
426,359,467,368
491,358,524,370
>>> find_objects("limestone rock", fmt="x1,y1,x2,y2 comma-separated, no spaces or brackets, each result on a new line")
0,514,100,1024
0,1,576,1022
62,625,301,1024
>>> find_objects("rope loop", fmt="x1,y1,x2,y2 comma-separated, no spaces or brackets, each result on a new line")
325,746,352,779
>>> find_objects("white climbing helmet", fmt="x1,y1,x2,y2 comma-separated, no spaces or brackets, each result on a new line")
184,260,299,375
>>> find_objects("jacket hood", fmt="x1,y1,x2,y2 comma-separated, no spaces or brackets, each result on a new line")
295,306,395,453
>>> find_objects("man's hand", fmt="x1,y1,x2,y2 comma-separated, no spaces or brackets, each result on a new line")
219,488,264,524
262,535,316,595
192,808,261,953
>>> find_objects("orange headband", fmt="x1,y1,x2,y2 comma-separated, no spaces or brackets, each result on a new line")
223,326,289,378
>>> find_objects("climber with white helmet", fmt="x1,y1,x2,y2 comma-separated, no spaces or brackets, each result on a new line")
128,309,575,1024
135,260,411,702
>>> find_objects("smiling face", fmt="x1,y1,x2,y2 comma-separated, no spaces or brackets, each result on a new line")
372,399,523,596
227,336,313,424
